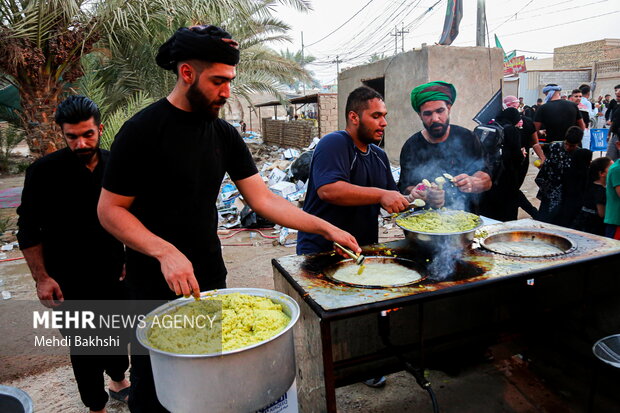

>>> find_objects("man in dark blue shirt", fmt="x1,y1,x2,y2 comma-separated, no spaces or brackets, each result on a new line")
297,86,410,255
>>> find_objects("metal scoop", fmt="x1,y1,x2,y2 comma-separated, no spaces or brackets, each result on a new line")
333,242,366,265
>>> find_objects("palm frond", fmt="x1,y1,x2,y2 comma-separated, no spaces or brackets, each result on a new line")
100,90,154,149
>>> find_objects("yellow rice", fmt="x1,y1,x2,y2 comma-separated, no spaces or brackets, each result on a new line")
147,293,290,354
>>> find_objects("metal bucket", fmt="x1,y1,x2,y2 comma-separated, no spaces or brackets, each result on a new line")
395,210,483,253
0,385,33,413
136,288,300,413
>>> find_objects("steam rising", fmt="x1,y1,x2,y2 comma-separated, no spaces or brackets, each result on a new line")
398,127,486,212
427,237,461,280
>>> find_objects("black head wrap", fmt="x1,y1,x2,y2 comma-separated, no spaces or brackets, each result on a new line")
156,25,240,71
495,107,520,126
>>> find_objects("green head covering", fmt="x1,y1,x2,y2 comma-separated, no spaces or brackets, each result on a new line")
410,81,457,113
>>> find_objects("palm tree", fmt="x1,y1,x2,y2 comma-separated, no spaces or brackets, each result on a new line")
92,0,314,130
279,48,319,93
0,0,311,158
0,0,100,157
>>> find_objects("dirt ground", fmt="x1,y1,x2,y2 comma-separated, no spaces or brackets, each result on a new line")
0,153,583,413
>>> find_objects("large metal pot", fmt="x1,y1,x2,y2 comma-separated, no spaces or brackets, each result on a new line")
136,288,300,413
395,209,483,253
0,385,33,413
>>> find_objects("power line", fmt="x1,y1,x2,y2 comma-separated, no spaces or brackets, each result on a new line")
305,0,376,47
516,46,620,55
500,10,620,38
336,0,438,64
490,0,535,32
416,0,598,41
309,0,415,60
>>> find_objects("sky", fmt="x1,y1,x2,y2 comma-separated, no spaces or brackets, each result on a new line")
271,0,620,85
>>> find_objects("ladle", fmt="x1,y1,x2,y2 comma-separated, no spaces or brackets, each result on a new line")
333,242,366,266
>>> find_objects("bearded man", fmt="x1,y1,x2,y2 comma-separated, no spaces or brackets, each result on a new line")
97,25,360,412
297,86,410,254
398,81,491,212
17,95,129,413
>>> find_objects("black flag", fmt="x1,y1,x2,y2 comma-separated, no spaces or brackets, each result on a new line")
473,88,502,125
438,0,463,46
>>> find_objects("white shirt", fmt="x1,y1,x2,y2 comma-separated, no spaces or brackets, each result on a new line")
581,97,597,119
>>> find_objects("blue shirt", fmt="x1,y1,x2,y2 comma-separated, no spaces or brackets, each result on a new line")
297,131,398,254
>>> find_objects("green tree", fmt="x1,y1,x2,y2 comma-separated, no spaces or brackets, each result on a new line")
279,48,319,93
0,0,311,157
367,52,386,63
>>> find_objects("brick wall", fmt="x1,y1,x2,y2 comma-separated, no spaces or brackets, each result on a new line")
318,94,338,137
554,39,620,69
261,119,318,148
536,70,592,91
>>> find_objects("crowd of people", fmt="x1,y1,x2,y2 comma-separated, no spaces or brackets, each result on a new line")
13,23,620,413
513,83,620,238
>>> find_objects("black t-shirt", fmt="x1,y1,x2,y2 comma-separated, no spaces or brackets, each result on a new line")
534,100,582,142
398,125,488,211
573,183,606,236
606,99,617,121
17,148,125,300
103,98,258,299
520,116,536,149
297,131,398,254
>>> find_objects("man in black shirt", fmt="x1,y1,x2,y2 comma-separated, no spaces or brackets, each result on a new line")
606,84,620,125
534,84,585,143
97,25,359,412
17,96,129,413
399,81,491,212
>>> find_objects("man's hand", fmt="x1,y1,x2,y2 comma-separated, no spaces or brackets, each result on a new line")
426,188,445,208
36,276,64,308
158,247,201,298
454,174,477,193
323,226,361,257
379,190,410,213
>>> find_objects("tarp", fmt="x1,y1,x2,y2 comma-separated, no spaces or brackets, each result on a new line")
0,85,21,122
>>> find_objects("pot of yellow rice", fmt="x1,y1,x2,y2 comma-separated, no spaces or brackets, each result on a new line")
136,288,300,413
395,209,482,252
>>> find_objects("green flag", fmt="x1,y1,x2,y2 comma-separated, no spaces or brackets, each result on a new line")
494,34,515,62
494,34,503,50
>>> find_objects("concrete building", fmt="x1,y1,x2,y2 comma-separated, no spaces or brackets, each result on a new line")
338,45,504,163
554,39,620,70
517,69,592,106
514,39,620,104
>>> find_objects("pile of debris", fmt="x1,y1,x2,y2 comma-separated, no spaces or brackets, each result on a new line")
217,133,403,247
217,134,320,246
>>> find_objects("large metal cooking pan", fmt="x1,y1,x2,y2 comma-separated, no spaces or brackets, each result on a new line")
395,209,483,252
136,288,300,413
323,256,426,288
480,231,576,257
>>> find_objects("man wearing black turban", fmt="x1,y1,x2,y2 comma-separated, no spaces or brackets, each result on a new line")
98,25,360,412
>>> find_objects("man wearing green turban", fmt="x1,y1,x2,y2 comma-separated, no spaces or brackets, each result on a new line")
398,81,492,212
410,81,457,113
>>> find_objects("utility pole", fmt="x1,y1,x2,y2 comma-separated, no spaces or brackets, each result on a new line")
301,31,306,95
331,55,342,83
398,22,409,53
390,26,399,55
476,0,487,47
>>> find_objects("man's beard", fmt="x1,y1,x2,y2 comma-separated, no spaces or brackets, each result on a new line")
74,141,99,165
187,81,226,120
423,119,449,139
358,122,382,145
